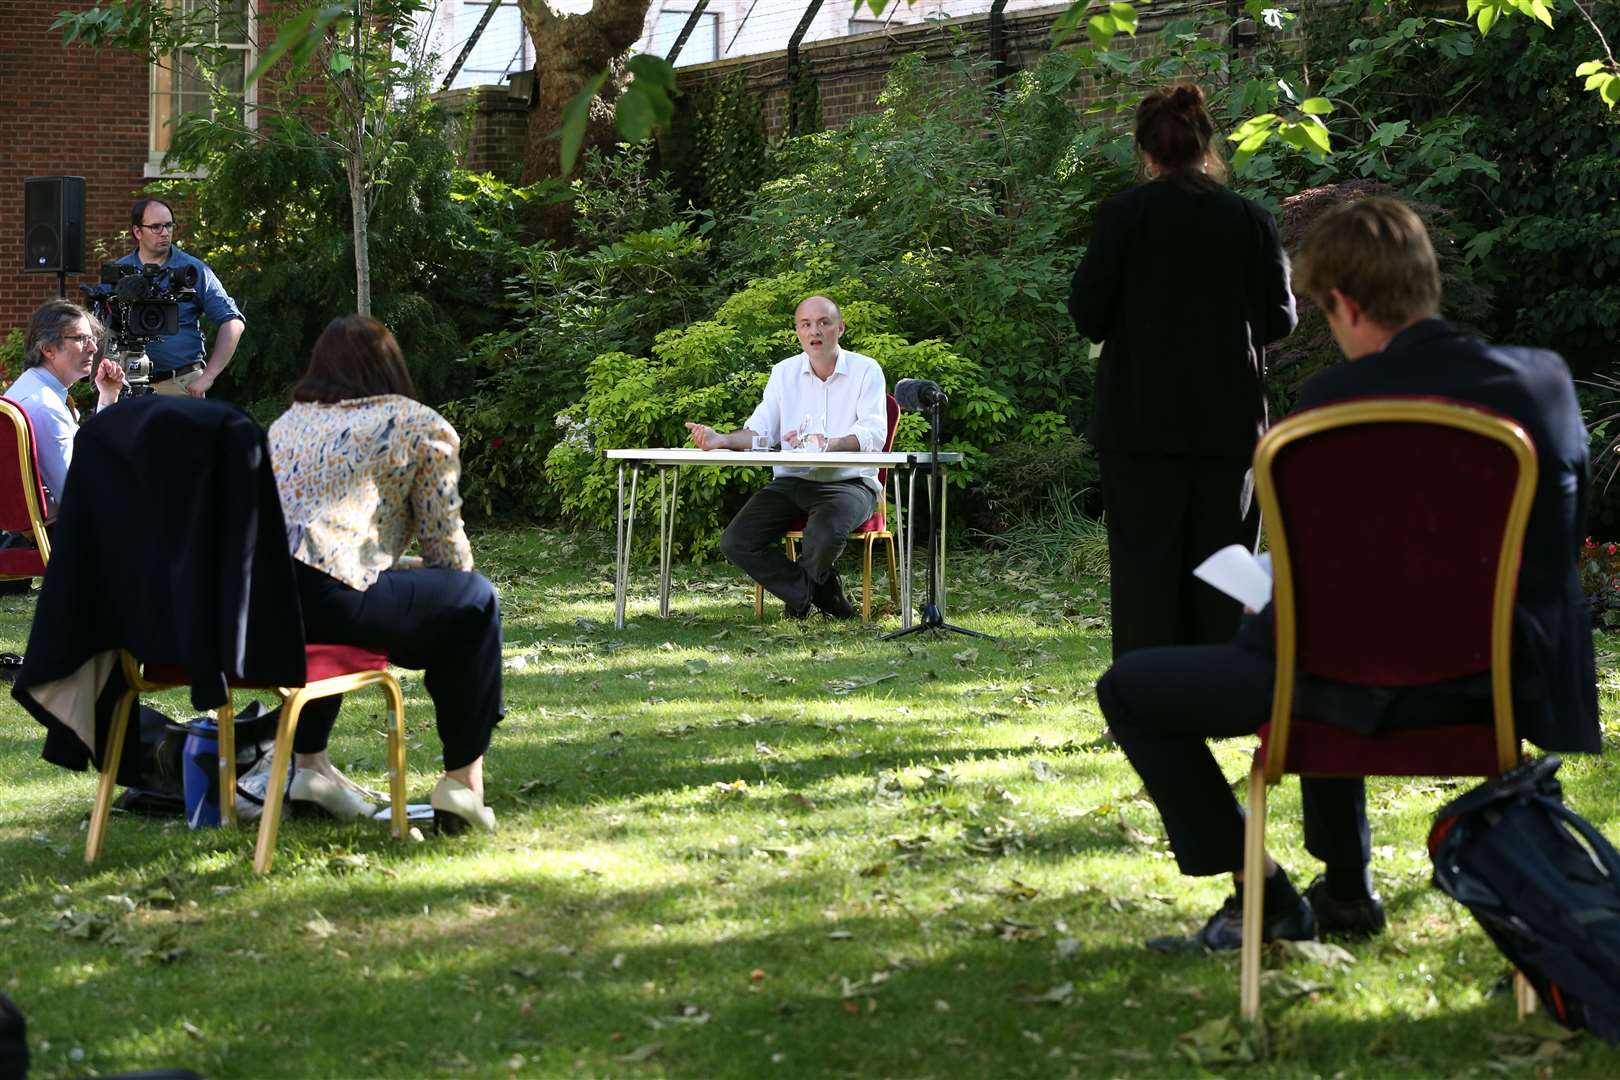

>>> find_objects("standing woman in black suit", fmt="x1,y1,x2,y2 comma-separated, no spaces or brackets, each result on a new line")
1070,84,1297,660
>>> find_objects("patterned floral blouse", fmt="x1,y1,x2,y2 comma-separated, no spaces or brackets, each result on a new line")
268,395,474,592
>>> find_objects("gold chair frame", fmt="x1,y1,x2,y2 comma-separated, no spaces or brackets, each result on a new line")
87,653,408,874
1240,399,1536,1022
0,397,53,576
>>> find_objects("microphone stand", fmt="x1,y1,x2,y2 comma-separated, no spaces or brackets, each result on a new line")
883,395,995,642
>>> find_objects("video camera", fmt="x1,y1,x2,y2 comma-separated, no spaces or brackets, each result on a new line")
80,261,198,393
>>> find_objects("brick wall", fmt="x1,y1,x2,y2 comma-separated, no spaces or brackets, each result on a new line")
436,83,530,180
0,2,151,342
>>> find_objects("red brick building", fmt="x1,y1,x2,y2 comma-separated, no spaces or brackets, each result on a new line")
0,2,154,338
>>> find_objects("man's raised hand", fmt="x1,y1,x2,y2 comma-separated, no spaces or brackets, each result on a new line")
684,421,718,450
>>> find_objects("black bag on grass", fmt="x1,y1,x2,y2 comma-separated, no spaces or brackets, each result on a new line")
1428,755,1620,1041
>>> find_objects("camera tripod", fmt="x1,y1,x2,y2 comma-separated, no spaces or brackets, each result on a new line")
883,397,995,642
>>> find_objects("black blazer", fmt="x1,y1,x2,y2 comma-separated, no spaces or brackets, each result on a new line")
1283,318,1598,753
13,396,306,772
1070,178,1297,457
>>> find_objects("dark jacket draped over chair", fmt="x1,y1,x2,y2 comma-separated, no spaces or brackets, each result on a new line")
12,396,306,773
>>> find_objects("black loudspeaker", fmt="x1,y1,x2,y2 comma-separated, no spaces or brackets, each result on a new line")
23,176,86,274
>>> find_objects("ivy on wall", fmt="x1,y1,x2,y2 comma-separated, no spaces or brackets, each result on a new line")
691,72,770,216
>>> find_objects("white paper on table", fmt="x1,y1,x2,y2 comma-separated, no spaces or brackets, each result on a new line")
1193,544,1273,611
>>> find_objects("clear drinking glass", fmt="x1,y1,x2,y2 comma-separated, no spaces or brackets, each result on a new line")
750,434,771,452
798,413,828,452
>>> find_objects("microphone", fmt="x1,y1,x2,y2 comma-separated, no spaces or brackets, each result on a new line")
893,378,947,412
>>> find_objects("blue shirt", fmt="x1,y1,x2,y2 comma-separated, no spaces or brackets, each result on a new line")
113,245,244,371
4,365,77,519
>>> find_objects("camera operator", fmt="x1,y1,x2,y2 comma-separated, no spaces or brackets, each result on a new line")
113,197,243,398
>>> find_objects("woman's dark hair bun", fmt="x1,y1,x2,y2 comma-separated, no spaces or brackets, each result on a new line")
1168,84,1205,112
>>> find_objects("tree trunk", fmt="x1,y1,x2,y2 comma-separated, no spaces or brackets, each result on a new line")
349,150,371,316
517,0,653,239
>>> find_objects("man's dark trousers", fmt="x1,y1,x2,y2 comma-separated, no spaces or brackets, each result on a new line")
720,476,875,611
1097,638,1370,877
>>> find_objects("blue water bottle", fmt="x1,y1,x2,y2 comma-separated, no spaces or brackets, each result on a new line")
181,719,221,829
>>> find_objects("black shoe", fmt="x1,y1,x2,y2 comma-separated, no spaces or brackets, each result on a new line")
784,599,812,620
1148,888,1316,953
1303,875,1386,939
811,572,857,619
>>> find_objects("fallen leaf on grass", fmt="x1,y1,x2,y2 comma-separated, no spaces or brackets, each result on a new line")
617,1042,662,1063
1028,759,1060,783
684,658,709,675
1276,939,1356,970
829,673,898,695
952,647,979,666
1262,973,1331,1002
1020,981,1073,1005
1174,1015,1262,1066
305,912,338,939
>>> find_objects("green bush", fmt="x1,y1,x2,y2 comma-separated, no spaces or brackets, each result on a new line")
451,147,711,518
544,271,1015,558
154,103,532,409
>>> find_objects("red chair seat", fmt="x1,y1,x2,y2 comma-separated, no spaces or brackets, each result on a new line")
142,644,387,690
1257,718,1502,778
0,548,44,576
785,509,888,536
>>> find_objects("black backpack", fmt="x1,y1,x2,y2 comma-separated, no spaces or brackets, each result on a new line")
1428,755,1620,1041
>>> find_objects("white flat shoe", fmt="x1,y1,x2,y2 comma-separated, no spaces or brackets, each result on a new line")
288,769,376,821
430,776,496,835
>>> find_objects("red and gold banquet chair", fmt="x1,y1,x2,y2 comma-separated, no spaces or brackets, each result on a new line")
755,394,901,623
1240,398,1537,1022
0,397,53,583
88,645,407,873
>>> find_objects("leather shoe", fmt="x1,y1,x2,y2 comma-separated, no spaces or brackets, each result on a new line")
811,572,857,619
288,769,376,821
1148,888,1316,953
431,776,497,835
1303,875,1386,938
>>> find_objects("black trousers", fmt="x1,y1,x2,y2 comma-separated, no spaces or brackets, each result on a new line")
719,476,875,609
1097,640,1370,877
1099,453,1258,658
291,561,504,772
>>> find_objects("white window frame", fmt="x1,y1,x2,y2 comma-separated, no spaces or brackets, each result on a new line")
146,2,259,178
657,9,719,67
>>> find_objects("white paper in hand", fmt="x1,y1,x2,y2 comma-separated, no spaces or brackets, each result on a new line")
1193,544,1273,611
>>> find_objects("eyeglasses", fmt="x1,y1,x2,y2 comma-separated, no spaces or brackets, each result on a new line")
61,334,99,348
137,221,176,233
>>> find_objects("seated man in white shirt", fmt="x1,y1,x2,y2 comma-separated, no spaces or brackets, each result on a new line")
5,300,126,522
685,296,888,619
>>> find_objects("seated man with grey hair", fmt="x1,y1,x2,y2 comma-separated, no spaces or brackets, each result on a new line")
0,300,126,596
684,295,888,619
5,299,126,521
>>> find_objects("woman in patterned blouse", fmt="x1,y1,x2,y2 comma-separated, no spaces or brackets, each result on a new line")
268,315,503,833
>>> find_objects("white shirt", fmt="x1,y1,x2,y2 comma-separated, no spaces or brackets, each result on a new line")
5,365,77,520
745,348,888,490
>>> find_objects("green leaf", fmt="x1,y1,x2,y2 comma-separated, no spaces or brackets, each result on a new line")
1228,113,1278,142
1301,120,1332,155
1086,14,1116,49
329,51,354,76
558,68,609,175
1109,3,1138,34
1575,60,1606,77
1528,0,1553,28
1603,77,1620,109
1299,97,1334,115
616,86,655,143
1476,5,1497,34
245,4,346,88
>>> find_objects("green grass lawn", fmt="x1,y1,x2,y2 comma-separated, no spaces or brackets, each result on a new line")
3,525,1619,1078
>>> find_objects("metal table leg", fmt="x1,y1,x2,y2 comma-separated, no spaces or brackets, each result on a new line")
658,465,681,617
903,466,919,630
614,463,641,629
